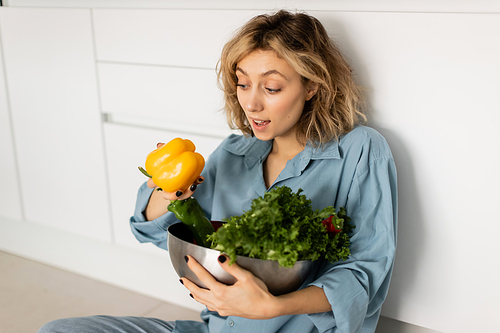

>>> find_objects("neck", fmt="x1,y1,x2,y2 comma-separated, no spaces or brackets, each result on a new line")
271,136,305,160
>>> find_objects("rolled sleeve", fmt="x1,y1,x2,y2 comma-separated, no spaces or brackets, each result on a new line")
307,268,368,332
129,181,180,250
305,310,337,333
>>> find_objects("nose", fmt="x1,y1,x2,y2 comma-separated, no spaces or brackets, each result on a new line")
244,89,264,113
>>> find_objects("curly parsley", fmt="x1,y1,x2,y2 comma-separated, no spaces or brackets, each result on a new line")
208,185,353,267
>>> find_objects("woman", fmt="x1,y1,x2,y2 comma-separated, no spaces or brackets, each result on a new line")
39,10,397,333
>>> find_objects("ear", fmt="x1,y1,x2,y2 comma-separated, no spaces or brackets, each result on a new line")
305,81,319,101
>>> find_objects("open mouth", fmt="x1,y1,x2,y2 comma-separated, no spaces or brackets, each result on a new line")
253,119,271,127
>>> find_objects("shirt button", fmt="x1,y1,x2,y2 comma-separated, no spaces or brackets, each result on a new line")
229,320,234,327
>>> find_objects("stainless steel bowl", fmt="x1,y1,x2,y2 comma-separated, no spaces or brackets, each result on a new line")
167,222,316,296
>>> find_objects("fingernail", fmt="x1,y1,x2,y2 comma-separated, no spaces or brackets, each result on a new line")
218,255,226,263
176,191,183,197
189,293,194,299
184,255,189,263
198,177,204,183
179,279,184,285
190,184,197,192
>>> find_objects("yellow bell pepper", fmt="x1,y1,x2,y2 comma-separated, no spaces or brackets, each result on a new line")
139,138,205,193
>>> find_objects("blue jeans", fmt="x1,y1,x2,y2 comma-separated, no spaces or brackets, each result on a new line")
38,315,176,333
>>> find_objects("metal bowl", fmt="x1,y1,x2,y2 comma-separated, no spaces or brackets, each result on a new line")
167,222,316,296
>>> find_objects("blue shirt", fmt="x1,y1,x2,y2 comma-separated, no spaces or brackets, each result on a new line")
130,125,398,333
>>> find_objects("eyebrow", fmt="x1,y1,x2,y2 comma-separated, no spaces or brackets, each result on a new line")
236,67,289,81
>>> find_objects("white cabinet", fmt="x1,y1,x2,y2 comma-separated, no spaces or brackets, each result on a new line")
0,8,112,242
93,9,260,69
98,63,229,138
93,9,263,139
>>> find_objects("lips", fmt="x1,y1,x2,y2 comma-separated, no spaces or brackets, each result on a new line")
253,119,271,127
247,116,271,132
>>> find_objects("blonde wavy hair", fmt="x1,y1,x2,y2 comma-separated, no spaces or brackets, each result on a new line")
217,10,366,146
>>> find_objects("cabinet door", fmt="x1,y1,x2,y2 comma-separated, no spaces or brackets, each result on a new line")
0,32,23,222
0,8,112,242
93,9,260,68
98,63,229,138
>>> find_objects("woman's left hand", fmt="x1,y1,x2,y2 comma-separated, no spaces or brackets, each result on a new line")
180,255,280,319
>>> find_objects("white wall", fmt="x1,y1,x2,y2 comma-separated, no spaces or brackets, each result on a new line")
0,2,498,333
0,21,22,222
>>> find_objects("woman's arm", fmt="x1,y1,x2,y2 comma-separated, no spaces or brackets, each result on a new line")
274,285,330,316
307,153,398,332
143,188,169,221
181,254,331,320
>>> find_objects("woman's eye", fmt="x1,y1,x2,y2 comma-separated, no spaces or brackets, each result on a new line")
266,88,281,93
236,84,249,89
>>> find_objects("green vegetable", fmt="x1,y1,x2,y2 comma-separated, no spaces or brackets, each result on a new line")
208,185,353,268
168,197,215,248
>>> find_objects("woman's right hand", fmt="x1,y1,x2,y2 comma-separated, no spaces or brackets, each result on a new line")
146,175,204,201
144,142,204,220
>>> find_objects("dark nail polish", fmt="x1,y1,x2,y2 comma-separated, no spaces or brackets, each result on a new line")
184,255,189,263
189,293,194,299
176,191,183,197
190,184,197,192
198,177,204,183
179,279,184,285
218,255,226,263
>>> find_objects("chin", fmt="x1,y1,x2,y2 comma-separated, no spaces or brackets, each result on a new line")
252,132,275,142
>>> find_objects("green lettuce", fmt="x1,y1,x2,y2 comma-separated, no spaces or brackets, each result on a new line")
208,185,353,268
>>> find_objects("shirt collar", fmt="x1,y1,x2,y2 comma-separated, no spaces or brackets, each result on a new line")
223,134,340,170
284,140,340,178
223,135,272,169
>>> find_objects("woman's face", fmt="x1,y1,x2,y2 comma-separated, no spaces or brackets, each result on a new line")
236,50,315,143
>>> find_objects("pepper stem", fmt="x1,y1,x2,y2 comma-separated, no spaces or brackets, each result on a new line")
138,166,152,178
